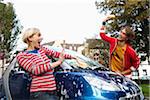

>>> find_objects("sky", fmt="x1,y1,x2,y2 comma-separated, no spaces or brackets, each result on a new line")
3,0,104,45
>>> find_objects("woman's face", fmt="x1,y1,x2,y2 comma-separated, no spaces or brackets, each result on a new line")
119,28,127,41
28,32,43,49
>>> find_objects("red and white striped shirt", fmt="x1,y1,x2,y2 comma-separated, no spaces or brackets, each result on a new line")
16,46,72,92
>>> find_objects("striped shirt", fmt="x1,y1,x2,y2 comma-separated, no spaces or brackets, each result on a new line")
16,46,72,92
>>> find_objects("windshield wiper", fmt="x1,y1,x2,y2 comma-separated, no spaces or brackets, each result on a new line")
93,67,110,71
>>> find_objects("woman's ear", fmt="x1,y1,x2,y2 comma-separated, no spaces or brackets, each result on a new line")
27,36,33,43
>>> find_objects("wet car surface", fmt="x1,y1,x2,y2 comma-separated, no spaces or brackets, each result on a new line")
0,46,144,100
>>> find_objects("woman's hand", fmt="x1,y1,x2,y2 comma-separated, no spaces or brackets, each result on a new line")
58,49,65,63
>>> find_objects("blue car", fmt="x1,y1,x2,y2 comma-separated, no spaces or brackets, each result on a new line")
0,46,144,100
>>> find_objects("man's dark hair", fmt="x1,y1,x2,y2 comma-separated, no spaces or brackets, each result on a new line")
121,25,135,43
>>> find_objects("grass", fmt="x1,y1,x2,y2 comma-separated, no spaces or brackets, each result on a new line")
139,84,150,97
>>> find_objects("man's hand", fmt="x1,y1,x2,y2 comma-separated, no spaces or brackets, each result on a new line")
103,14,115,22
115,69,131,76
121,69,132,75
115,71,123,76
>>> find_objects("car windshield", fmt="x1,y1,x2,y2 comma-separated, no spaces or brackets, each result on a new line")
46,46,109,71
65,57,100,70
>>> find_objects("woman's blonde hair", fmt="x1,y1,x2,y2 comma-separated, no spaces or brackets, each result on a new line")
22,28,40,43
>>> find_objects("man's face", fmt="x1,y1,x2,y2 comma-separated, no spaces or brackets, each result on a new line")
119,28,127,41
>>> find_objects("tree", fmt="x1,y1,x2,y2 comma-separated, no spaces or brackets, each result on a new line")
95,0,149,62
84,39,109,67
0,2,22,56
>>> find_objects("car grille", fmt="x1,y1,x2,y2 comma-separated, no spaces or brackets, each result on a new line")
119,92,143,100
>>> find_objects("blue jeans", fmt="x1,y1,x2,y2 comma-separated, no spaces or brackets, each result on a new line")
30,91,59,100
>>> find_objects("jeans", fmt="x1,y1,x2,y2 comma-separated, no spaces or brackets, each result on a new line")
30,91,59,100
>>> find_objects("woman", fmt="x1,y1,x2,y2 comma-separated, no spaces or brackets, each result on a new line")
99,15,140,78
17,28,74,100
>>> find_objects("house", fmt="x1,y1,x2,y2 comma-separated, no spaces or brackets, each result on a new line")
138,60,150,80
43,40,84,54
132,53,150,80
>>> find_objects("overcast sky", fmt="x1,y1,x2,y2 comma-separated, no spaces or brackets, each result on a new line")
4,0,105,45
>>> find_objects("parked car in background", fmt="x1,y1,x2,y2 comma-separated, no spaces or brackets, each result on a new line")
0,46,144,100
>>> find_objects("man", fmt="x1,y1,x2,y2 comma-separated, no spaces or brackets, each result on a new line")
99,15,140,78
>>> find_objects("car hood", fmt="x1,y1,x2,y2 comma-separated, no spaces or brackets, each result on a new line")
56,69,141,93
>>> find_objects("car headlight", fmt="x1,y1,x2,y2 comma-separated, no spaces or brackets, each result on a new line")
83,75,121,91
